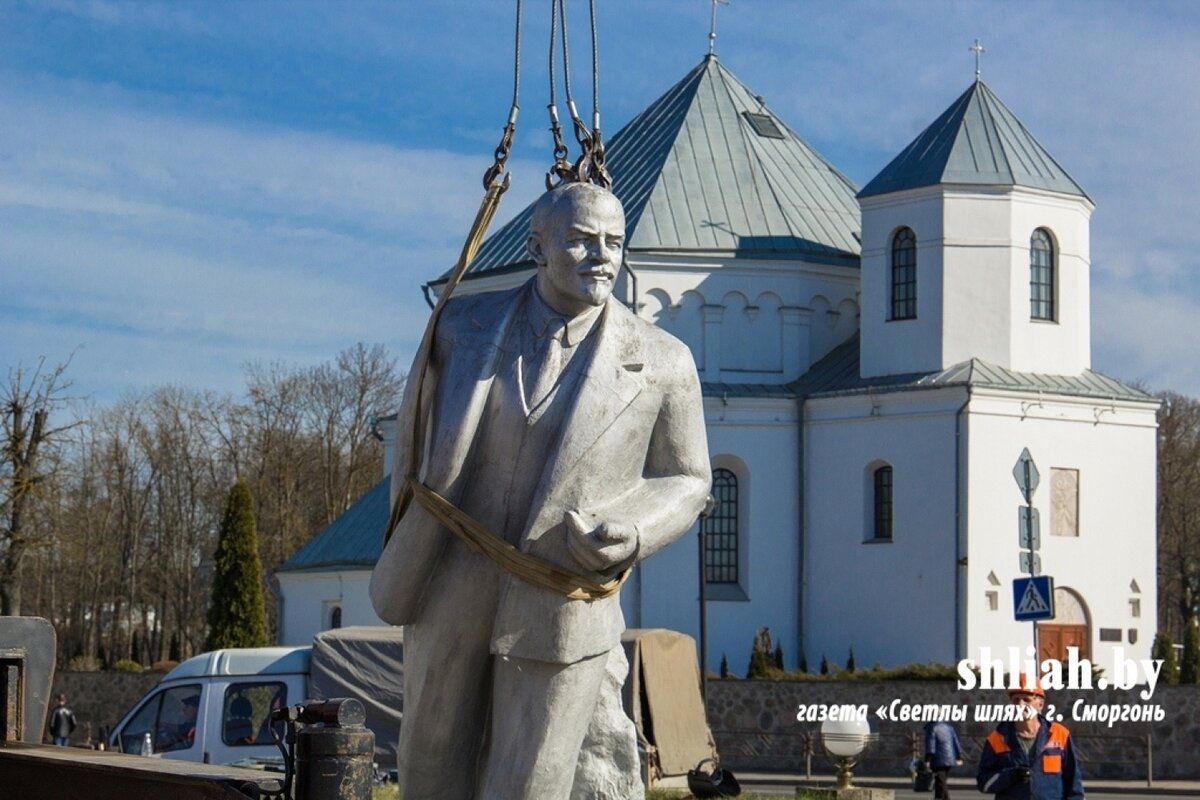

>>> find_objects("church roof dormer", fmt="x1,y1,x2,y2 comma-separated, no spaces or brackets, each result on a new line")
858,80,1087,200
440,55,861,285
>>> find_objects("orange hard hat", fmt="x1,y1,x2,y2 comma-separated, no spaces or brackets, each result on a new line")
1008,672,1045,699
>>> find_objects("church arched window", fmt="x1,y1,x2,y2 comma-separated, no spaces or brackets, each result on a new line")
329,605,342,630
706,468,739,584
871,465,893,541
1030,228,1055,321
890,227,917,320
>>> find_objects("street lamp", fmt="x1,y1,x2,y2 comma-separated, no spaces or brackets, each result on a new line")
697,494,717,708
820,717,874,790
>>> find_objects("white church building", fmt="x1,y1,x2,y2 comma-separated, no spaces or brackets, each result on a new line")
276,55,1158,678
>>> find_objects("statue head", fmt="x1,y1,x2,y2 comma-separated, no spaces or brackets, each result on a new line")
527,182,625,317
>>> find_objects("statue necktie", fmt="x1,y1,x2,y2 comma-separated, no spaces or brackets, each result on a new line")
525,318,567,412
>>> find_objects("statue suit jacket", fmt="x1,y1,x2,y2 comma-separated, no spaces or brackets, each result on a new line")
370,278,710,664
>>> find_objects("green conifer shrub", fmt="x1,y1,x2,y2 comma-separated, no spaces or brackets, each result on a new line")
205,479,268,650
1181,621,1200,684
1152,631,1179,685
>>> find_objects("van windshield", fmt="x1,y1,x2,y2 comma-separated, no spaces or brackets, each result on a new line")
120,684,201,754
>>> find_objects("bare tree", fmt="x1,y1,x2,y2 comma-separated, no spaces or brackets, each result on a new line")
1,357,77,615
304,343,404,523
10,343,402,654
1157,391,1200,639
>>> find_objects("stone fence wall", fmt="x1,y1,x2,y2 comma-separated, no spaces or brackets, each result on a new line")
44,671,1200,779
45,671,161,746
707,679,1200,780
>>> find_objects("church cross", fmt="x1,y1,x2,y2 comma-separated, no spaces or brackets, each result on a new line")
709,0,731,56
970,38,986,81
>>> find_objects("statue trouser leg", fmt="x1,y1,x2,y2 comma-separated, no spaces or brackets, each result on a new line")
479,650,609,799
397,548,499,800
571,645,645,800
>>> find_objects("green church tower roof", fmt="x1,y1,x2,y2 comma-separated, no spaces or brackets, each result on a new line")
440,55,862,284
858,80,1087,200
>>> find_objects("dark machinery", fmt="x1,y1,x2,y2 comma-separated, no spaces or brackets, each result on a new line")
0,617,374,800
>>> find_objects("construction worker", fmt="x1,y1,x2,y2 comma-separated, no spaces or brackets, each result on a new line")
977,673,1084,800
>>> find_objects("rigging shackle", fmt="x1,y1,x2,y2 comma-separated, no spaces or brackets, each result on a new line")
482,0,523,193
483,114,517,193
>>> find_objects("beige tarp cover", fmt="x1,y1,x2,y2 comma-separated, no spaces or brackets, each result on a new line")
309,626,404,769
621,628,716,778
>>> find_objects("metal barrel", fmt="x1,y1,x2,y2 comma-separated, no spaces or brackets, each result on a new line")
295,723,374,800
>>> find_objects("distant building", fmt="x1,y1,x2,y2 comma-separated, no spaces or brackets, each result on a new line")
277,55,1157,677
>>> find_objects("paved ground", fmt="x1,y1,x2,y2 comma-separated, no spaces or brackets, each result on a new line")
732,771,1199,799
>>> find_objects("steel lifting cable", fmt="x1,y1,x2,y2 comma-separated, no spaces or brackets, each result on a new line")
484,0,523,192
556,0,591,152
546,0,573,188
544,0,610,189
586,0,610,188
560,0,609,188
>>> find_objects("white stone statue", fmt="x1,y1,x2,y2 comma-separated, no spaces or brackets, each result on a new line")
370,181,710,799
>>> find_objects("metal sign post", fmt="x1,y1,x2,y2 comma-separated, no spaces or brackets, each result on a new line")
1012,449,1054,654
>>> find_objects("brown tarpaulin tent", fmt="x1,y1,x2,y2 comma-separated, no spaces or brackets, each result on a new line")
621,628,717,783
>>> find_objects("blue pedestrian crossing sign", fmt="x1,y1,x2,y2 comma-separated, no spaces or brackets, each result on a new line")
1013,576,1055,621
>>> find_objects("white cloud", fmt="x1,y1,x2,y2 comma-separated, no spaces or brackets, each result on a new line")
0,76,543,402
2,0,1198,401
1092,281,1200,396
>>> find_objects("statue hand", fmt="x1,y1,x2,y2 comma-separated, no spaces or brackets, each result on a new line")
564,510,639,574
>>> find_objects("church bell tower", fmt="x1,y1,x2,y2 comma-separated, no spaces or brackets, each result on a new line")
856,79,1094,380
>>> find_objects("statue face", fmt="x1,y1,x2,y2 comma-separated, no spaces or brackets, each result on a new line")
529,186,625,317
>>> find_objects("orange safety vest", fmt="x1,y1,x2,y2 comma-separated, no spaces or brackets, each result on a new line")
987,722,1070,756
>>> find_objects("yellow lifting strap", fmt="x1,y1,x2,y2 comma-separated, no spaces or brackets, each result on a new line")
383,173,504,541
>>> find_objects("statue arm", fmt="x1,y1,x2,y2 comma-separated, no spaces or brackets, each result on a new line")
388,337,438,505
370,331,441,620
582,347,710,563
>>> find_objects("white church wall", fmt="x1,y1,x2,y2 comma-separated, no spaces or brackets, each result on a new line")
862,187,1094,379
859,189,947,378
803,388,966,669
625,396,801,677
275,569,385,647
940,189,1021,368
962,391,1158,677
630,253,858,383
1005,189,1093,375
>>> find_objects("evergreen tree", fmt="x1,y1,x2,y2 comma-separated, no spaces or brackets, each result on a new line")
719,653,729,679
747,628,773,678
773,642,785,670
820,655,829,675
747,642,770,679
1152,631,1179,685
205,479,268,650
1181,621,1200,685
799,651,809,674
846,647,856,673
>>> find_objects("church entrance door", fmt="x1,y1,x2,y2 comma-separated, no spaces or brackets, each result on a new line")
1037,623,1089,662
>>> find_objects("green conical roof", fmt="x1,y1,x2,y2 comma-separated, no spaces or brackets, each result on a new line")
441,55,861,283
859,80,1087,200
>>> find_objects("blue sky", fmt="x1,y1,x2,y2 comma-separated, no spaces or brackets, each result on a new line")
2,1,1198,402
